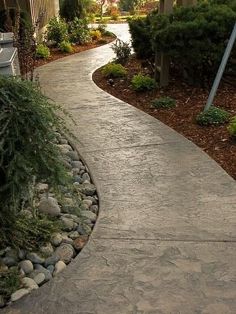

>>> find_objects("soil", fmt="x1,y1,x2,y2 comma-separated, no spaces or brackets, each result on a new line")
35,35,115,68
93,56,236,180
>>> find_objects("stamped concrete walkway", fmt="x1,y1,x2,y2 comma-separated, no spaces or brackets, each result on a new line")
5,24,236,314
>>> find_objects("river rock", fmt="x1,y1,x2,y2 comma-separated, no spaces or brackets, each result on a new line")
81,210,97,222
19,260,34,275
33,273,45,285
60,217,76,231
76,183,96,196
44,255,60,267
51,233,63,246
71,161,83,169
22,277,38,291
53,261,66,276
39,243,54,256
73,236,88,251
55,244,75,264
66,150,79,161
38,196,61,217
2,257,17,267
11,289,29,302
26,252,45,264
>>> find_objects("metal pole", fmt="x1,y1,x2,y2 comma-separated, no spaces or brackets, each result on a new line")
204,23,236,112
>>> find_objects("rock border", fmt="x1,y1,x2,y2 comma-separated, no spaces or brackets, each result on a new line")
0,134,99,308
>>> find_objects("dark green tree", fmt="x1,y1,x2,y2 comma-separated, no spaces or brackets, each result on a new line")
60,0,84,21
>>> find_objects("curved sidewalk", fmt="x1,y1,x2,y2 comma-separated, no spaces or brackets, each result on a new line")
5,24,236,314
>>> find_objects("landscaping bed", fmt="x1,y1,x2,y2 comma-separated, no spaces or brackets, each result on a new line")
93,56,236,179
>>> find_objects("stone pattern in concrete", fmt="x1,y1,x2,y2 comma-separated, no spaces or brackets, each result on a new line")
4,24,236,314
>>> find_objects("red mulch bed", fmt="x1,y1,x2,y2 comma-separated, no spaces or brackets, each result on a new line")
35,35,115,68
93,56,236,179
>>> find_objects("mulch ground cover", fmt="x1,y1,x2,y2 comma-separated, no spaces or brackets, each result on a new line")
93,56,236,179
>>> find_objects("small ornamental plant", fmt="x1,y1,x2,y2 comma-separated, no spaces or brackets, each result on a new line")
36,44,50,59
131,74,156,92
228,116,236,138
90,29,102,40
196,106,230,126
111,39,131,65
151,97,176,109
102,63,127,78
59,41,74,53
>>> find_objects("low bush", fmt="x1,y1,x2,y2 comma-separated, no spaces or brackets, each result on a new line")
68,18,92,44
150,3,236,85
228,116,236,137
128,16,153,59
47,17,68,45
111,39,131,65
151,97,176,109
102,63,127,78
90,29,102,40
0,75,70,236
36,44,50,59
131,74,156,91
59,41,74,53
196,106,230,126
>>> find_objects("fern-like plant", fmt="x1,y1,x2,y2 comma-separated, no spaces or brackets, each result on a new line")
0,75,71,231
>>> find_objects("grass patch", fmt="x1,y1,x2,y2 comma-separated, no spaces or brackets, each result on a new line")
151,97,176,109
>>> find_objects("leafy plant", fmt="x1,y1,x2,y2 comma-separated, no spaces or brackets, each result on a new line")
68,17,92,44
196,106,230,126
47,17,68,45
0,76,70,232
90,29,102,40
111,39,131,65
36,44,50,59
102,63,127,78
59,41,74,53
151,97,176,109
228,116,236,137
131,74,156,91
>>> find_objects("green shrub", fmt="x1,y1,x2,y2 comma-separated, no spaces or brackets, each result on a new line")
0,213,59,250
68,17,92,44
150,3,236,84
228,116,236,137
128,17,153,59
111,39,131,65
60,0,84,21
90,29,102,40
47,17,68,45
0,269,21,302
151,97,176,109
102,63,127,78
0,75,70,232
59,41,74,53
97,23,107,34
196,106,230,126
131,74,156,91
36,44,50,59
